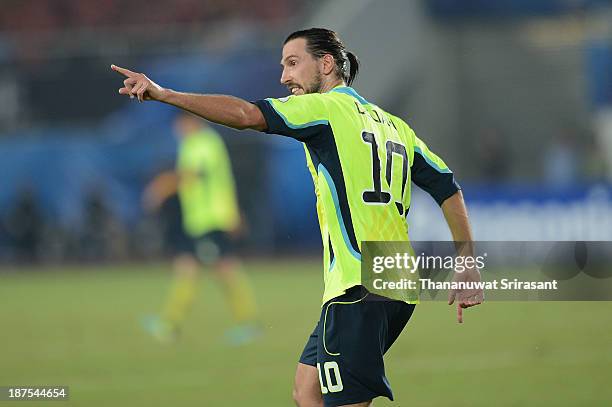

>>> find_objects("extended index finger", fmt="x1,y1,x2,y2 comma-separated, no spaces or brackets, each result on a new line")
448,289,456,305
111,64,136,78
457,303,463,323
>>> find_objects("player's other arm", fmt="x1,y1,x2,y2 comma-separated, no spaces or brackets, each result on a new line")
440,191,483,322
142,168,204,212
111,65,267,131
408,134,483,322
142,171,179,212
441,190,473,243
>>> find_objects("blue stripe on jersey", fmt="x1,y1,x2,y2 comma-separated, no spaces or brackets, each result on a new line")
318,163,362,262
329,256,336,272
329,87,369,105
264,98,329,129
414,146,452,173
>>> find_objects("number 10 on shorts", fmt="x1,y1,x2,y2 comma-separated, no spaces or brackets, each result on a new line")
317,361,344,394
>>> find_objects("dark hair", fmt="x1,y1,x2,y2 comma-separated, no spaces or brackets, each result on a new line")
284,28,360,86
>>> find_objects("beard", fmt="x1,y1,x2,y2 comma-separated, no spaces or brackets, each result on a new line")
304,72,323,94
289,71,323,95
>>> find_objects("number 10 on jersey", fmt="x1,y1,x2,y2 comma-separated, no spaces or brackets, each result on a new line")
361,131,408,216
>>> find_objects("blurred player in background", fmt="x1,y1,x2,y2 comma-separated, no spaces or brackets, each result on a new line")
142,112,260,345
113,28,482,407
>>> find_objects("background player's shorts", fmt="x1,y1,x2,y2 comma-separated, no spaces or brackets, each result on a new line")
177,230,234,265
299,285,416,406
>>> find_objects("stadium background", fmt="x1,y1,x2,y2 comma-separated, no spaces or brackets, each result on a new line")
1,1,611,405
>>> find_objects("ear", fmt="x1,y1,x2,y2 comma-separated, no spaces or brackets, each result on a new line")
320,54,335,76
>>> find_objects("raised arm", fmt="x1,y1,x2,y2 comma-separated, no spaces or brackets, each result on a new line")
111,65,267,131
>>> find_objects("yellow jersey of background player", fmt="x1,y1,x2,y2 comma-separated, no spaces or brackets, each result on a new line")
141,112,259,346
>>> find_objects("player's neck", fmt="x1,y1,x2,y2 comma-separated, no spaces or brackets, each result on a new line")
319,78,346,94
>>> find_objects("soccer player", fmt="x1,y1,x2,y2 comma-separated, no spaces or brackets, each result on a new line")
142,112,260,345
112,28,483,407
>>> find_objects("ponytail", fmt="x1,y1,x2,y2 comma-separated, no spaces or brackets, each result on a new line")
345,51,360,86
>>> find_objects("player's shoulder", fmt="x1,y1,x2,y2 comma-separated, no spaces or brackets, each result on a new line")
267,87,362,107
326,87,395,120
267,92,327,105
324,86,371,105
385,112,415,134
264,94,329,122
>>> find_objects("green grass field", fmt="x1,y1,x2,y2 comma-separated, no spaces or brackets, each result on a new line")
1,260,611,406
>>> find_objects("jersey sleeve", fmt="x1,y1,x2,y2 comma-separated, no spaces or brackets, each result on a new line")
411,134,461,206
252,94,329,142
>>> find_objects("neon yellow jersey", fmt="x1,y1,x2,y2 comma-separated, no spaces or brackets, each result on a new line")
255,87,459,304
177,128,239,237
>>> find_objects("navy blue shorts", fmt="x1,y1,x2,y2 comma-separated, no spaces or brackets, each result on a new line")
299,285,416,406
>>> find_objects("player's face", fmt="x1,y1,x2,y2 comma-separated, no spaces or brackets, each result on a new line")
280,38,323,95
